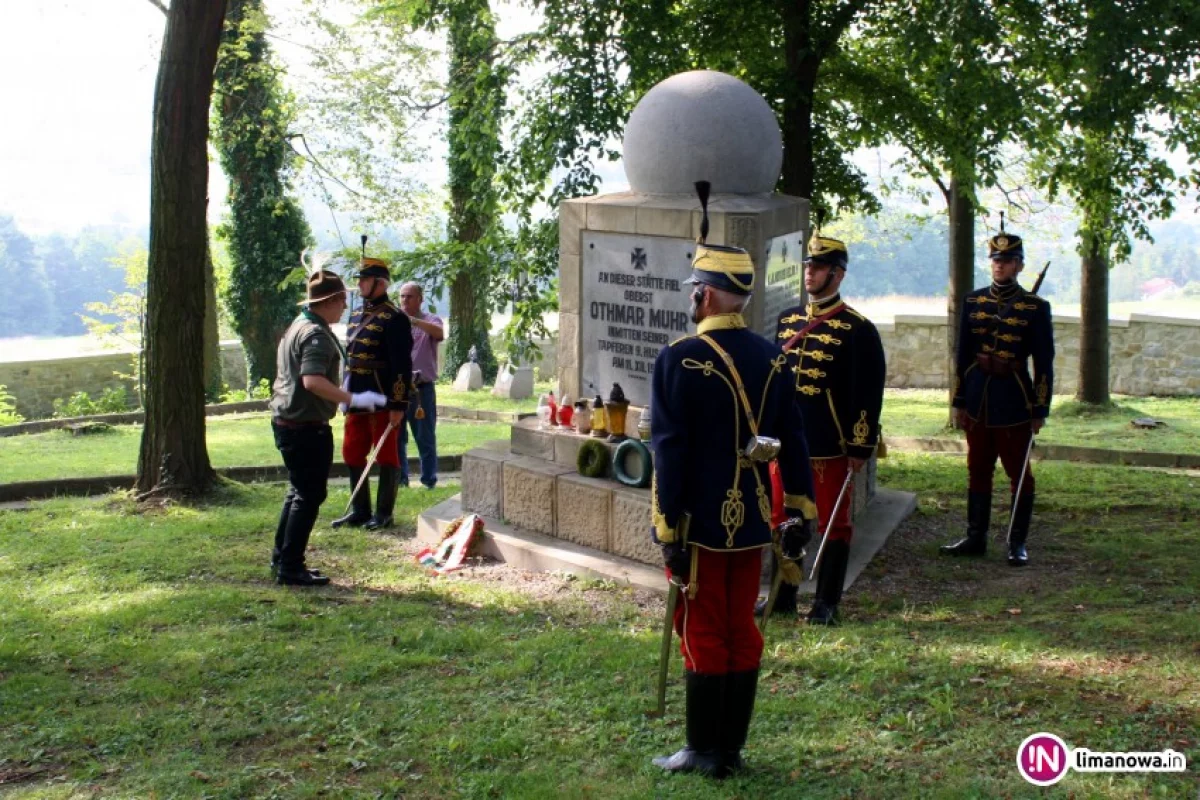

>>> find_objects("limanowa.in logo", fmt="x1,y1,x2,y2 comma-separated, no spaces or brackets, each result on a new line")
1017,732,1188,787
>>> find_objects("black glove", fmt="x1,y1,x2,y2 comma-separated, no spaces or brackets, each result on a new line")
661,540,690,579
780,518,814,560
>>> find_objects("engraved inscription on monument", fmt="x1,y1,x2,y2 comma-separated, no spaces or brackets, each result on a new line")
580,231,694,407
760,229,806,338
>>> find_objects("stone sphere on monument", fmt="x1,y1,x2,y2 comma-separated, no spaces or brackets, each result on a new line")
621,70,783,195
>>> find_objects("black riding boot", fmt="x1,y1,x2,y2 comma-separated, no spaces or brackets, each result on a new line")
721,669,759,774
653,671,726,778
807,540,849,626
1007,492,1034,567
331,467,372,528
940,491,990,556
754,555,799,617
365,466,398,530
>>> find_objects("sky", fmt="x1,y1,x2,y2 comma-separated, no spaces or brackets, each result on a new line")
0,1,166,233
0,2,1193,248
0,0,586,241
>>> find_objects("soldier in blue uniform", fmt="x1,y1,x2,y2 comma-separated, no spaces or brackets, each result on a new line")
941,230,1054,566
762,232,886,624
332,257,413,530
650,184,818,779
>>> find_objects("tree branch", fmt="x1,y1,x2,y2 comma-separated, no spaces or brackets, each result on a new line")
145,0,168,15
816,0,873,58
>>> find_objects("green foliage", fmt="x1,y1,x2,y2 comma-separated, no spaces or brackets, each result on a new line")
51,387,130,419
1019,0,1200,265
219,378,272,403
0,384,23,426
214,0,313,386
0,215,55,337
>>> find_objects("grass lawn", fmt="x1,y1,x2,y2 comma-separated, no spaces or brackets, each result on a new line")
1,454,1198,797
0,415,511,484
434,380,555,413
882,389,1200,454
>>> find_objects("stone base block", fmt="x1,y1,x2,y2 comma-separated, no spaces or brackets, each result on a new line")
611,485,658,565
502,456,574,535
556,474,613,551
511,424,555,460
461,448,513,518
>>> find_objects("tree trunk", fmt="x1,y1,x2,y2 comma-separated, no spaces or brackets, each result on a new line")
946,175,975,425
1077,228,1110,405
442,0,500,382
779,0,817,199
137,0,225,495
203,235,222,402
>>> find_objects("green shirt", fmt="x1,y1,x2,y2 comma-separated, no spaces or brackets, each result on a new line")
269,313,343,423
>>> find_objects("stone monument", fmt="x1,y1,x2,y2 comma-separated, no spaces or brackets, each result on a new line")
419,70,913,593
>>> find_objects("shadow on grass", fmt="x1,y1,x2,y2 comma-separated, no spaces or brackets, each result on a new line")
1,460,1198,798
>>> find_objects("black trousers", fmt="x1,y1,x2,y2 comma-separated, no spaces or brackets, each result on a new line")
273,422,333,571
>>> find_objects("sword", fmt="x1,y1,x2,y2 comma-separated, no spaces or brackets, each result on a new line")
1006,433,1036,545
343,421,396,513
653,579,681,717
758,552,785,633
652,513,690,716
808,469,856,582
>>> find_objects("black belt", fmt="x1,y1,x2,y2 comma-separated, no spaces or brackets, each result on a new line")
273,418,330,429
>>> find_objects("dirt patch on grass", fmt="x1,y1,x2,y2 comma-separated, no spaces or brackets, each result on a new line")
850,506,1093,611
391,535,665,625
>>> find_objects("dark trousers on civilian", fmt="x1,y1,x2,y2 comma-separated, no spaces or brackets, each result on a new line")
272,422,333,572
399,382,438,488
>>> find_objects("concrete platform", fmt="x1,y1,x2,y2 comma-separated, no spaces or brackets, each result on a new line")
418,488,916,596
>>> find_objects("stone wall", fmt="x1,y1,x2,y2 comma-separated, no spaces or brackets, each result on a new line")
879,313,1200,396
1,342,247,419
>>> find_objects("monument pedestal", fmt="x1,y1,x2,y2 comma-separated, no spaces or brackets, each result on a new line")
420,420,913,595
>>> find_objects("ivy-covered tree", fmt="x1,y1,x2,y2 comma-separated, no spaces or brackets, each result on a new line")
1020,0,1200,404
213,0,312,385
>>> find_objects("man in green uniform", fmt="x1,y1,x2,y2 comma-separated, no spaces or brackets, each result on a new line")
269,270,387,586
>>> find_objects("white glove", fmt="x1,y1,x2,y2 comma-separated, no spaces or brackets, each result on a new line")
349,391,388,410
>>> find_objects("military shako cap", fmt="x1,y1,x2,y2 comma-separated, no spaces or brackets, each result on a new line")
684,180,755,296
988,233,1024,260
356,257,391,280
805,233,848,269
988,212,1024,260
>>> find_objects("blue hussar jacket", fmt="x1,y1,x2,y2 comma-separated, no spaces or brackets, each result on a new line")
345,295,413,411
775,294,887,460
649,313,817,552
953,281,1055,427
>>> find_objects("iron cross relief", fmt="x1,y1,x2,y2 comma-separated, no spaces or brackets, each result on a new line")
630,247,647,270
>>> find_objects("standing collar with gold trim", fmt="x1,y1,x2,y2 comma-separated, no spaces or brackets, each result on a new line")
696,313,746,335
988,281,1021,302
361,295,395,310
806,293,844,317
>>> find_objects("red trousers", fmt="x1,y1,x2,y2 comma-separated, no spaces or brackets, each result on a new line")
671,547,764,675
770,458,854,543
966,421,1034,495
342,411,401,468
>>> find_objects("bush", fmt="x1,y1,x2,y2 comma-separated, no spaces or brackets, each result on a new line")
51,387,130,418
220,378,272,403
0,384,24,426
